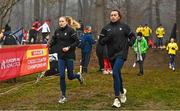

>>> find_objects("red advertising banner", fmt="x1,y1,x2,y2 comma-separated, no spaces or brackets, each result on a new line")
0,45,49,81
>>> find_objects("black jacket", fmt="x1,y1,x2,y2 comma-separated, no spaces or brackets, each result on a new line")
99,21,135,61
3,34,19,45
29,28,37,37
50,25,79,60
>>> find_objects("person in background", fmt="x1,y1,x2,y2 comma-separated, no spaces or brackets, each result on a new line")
132,32,148,76
48,16,84,104
99,10,135,108
156,24,165,49
22,29,29,44
136,25,144,34
32,19,41,30
77,20,84,38
96,38,104,72
3,24,18,83
78,20,84,32
32,19,41,43
3,24,18,45
38,20,51,44
66,16,81,31
102,45,112,75
4,23,11,36
0,28,5,45
143,24,152,44
166,38,178,71
28,26,37,44
79,26,96,73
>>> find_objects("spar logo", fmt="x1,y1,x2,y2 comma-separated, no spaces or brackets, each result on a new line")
27,49,47,58
31,50,43,56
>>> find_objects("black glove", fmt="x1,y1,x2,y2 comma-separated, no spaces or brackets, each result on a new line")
99,38,106,45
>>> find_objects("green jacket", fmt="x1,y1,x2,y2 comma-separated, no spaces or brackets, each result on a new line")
133,37,148,54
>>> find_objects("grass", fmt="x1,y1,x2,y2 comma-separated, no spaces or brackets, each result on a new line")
0,67,180,110
0,48,180,110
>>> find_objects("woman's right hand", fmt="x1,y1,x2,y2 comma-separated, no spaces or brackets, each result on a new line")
62,46,70,52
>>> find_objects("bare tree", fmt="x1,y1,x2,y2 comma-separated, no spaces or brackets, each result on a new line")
62,0,66,15
149,0,153,27
155,0,161,25
125,0,131,24
40,0,45,21
0,0,20,29
78,0,83,20
77,0,91,25
110,0,122,10
83,0,89,24
95,0,106,37
34,0,40,21
109,0,131,24
58,0,63,16
176,0,180,44
21,0,25,27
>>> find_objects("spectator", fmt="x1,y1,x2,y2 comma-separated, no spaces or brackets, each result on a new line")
143,24,152,43
96,38,104,72
32,19,41,43
4,23,11,36
132,32,148,76
28,26,37,44
136,25,144,34
38,20,50,44
3,24,18,83
77,20,84,38
79,26,96,73
156,24,165,49
0,28,5,45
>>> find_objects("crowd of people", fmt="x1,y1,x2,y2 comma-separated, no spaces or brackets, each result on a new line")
135,23,166,49
0,9,179,108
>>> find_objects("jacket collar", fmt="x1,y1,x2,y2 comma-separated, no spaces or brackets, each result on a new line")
110,20,121,25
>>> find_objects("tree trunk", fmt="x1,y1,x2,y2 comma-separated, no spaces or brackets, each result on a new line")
62,0,66,15
155,0,160,25
58,0,62,16
34,0,40,21
125,0,131,24
21,0,25,27
40,0,44,21
149,0,153,27
82,0,89,25
95,0,106,37
29,0,33,27
0,0,20,29
78,0,83,20
176,0,180,45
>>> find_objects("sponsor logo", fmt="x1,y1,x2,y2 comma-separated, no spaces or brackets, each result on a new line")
31,50,43,56
27,49,47,58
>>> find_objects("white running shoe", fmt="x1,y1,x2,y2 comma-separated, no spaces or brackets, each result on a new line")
169,64,172,69
172,67,175,71
133,63,136,68
112,98,121,108
77,72,84,84
109,70,113,74
58,96,67,103
103,70,109,74
120,88,127,103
